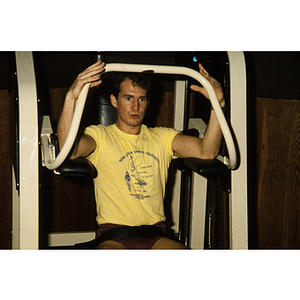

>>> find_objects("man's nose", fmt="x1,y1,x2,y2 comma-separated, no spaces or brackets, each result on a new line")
132,99,139,111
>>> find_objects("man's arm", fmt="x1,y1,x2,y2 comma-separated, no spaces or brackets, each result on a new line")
57,61,105,159
172,63,225,160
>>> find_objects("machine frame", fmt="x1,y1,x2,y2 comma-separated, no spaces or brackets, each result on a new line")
12,51,247,249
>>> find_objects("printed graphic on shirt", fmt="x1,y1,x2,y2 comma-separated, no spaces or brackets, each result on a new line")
119,150,159,200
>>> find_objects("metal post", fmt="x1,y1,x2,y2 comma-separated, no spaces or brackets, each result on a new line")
171,80,187,236
227,51,248,249
12,51,39,249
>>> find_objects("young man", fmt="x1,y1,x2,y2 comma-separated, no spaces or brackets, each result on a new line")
57,60,225,249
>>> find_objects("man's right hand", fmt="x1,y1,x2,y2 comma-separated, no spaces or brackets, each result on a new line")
57,61,104,155
66,60,106,102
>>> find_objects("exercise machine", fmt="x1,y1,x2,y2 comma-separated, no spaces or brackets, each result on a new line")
11,51,247,249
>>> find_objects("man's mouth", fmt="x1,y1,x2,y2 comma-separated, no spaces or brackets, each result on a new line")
130,113,140,119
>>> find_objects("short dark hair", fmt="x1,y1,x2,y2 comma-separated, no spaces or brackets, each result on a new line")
110,73,153,99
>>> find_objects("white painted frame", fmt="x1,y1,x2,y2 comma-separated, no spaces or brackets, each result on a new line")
171,80,188,236
48,231,95,248
227,51,248,249
12,52,39,249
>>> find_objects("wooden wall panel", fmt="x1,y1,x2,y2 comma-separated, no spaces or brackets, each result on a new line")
282,100,300,248
4,85,299,249
255,98,300,248
0,89,12,249
155,91,174,127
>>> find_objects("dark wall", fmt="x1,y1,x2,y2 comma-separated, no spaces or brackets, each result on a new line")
2,51,300,97
247,51,300,99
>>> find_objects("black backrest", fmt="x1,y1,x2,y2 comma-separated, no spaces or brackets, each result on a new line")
96,92,117,126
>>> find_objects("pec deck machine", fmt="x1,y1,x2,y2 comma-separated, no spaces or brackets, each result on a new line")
11,51,248,250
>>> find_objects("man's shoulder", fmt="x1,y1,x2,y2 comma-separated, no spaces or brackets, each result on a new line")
147,125,180,135
84,123,115,137
144,125,181,142
86,123,114,131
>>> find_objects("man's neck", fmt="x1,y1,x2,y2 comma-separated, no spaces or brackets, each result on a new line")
115,120,141,135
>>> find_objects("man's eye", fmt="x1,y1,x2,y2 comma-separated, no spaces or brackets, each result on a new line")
139,98,147,102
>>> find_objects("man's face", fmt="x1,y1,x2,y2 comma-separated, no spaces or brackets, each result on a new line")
110,78,149,134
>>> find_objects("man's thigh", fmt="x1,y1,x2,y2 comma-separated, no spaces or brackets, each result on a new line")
151,237,188,249
96,240,127,249
96,237,188,249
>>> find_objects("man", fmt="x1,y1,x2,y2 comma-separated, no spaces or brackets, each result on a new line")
57,60,225,249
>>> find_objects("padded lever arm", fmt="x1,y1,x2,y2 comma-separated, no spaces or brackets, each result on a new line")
50,134,96,177
57,157,96,177
184,158,228,178
175,129,228,178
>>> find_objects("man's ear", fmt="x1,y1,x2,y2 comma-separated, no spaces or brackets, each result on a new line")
110,94,117,108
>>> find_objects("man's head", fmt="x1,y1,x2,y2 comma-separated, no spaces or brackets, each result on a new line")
109,73,153,134
110,73,153,100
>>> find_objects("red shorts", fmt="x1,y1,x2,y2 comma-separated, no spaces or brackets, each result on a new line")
96,222,167,249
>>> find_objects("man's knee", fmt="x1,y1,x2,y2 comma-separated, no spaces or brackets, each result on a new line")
96,240,126,249
151,237,189,249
